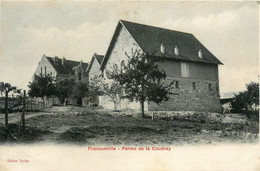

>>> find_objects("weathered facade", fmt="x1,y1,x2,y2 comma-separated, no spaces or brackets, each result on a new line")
34,55,89,105
86,53,104,81
149,60,221,112
99,23,146,110
34,55,88,83
100,20,223,112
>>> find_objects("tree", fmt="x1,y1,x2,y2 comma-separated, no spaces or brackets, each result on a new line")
106,49,174,117
232,82,259,114
88,75,106,105
246,82,259,110
72,81,88,106
56,79,76,105
0,82,5,97
28,75,56,100
88,75,123,109
104,81,123,110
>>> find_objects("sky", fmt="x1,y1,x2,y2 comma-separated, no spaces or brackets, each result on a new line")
0,1,259,94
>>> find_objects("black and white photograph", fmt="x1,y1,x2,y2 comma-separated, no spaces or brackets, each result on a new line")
0,1,259,170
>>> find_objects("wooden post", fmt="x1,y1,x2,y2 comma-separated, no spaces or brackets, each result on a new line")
5,90,8,139
21,90,26,131
31,97,33,111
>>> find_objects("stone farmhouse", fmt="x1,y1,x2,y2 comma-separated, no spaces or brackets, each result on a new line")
99,20,223,112
34,55,89,105
86,53,104,80
34,55,88,83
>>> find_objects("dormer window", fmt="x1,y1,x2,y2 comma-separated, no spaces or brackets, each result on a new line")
198,49,203,58
160,44,165,54
174,46,179,55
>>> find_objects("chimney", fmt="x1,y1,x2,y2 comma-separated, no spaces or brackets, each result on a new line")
54,56,59,64
62,57,66,66
198,49,203,58
80,60,83,66
160,44,165,54
174,46,179,55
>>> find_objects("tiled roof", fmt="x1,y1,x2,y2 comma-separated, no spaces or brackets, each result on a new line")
101,20,223,70
45,56,88,75
95,54,104,65
86,53,104,73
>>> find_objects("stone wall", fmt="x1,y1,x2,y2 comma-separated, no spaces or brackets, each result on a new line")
89,57,102,81
148,76,221,112
100,24,221,113
99,95,148,111
103,26,142,80
34,55,57,78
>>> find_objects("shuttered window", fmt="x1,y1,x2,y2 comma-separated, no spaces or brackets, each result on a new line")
181,62,189,77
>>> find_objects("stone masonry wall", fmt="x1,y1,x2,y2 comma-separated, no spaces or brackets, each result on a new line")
34,55,57,78
103,26,142,80
148,76,221,112
89,57,102,81
100,24,221,113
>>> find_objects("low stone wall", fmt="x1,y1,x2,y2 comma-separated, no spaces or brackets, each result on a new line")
148,77,221,112
96,110,250,125
146,111,224,122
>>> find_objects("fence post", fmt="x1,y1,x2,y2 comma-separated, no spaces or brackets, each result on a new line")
21,90,26,131
36,98,39,111
31,97,33,111
5,89,8,140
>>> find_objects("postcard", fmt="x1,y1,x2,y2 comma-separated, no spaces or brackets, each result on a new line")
0,1,259,170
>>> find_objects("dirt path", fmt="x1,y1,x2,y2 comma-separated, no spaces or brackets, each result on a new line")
0,106,86,125
0,112,50,125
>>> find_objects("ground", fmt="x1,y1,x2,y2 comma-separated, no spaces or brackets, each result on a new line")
0,106,258,145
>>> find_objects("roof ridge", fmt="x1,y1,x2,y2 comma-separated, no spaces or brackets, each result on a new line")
94,54,104,57
45,56,88,64
120,19,193,36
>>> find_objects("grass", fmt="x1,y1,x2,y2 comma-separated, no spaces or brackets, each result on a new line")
0,106,258,145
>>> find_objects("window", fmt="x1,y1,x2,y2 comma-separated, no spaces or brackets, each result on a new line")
181,62,189,77
192,82,196,90
208,83,212,91
40,67,42,76
78,72,82,80
45,66,46,76
176,81,179,89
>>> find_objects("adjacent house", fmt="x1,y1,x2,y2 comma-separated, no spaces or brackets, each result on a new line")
34,55,88,83
86,53,104,81
220,92,238,113
99,20,223,112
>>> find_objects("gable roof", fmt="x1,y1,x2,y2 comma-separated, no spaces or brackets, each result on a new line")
95,54,104,65
101,20,223,70
45,55,88,75
86,53,104,73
